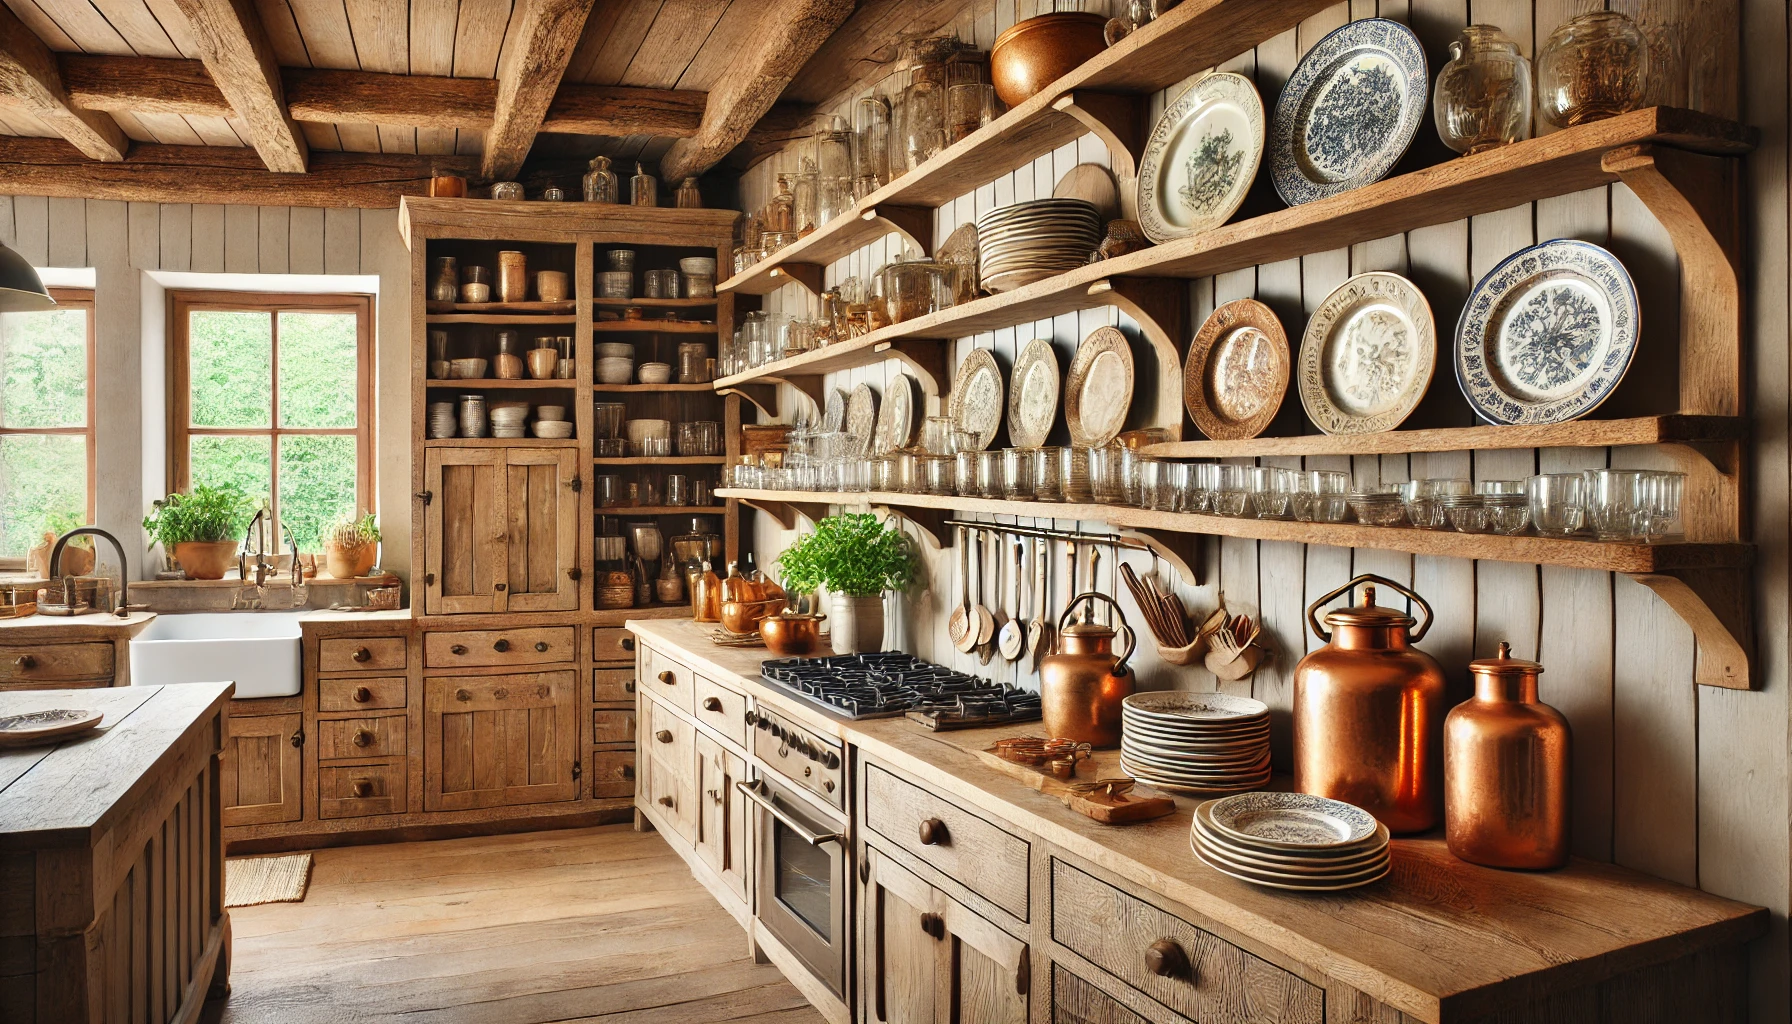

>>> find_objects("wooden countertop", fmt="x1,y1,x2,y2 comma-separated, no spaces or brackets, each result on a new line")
0,610,156,640
627,618,1768,1024
0,682,230,849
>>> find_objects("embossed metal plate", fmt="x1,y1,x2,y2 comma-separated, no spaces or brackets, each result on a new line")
1185,298,1289,440
1006,337,1061,448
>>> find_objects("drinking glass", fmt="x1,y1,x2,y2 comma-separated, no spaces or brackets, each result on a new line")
1348,489,1407,526
596,474,622,508
920,416,956,455
1528,473,1587,536
1184,462,1218,513
1032,447,1063,501
1443,494,1489,533
1402,478,1471,530
1088,444,1125,504
1294,469,1350,522
1213,464,1252,517
921,455,955,495
1586,468,1647,541
1002,448,1037,500
1119,448,1154,506
1154,461,1189,511
955,452,978,497
666,475,690,506
1640,470,1686,540
1248,466,1294,519
1059,447,1093,503
892,451,919,493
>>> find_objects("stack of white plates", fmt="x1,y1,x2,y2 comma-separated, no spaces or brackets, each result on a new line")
1120,692,1271,794
976,199,1103,293
1190,792,1391,891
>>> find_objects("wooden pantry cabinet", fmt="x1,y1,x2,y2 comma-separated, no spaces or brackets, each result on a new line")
422,670,579,811
422,446,580,616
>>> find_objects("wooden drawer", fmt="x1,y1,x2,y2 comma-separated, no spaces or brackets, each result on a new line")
1050,859,1323,1024
317,636,407,673
643,704,696,842
865,762,1030,919
0,642,113,684
1052,963,1151,1024
692,674,746,748
593,666,636,704
318,676,407,712
593,627,635,663
316,715,407,760
640,647,693,714
319,761,406,818
647,698,693,772
592,707,637,747
425,626,575,668
589,750,636,799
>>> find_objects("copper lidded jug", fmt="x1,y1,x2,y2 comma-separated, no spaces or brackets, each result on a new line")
1294,574,1446,834
1040,592,1135,748
1445,641,1570,869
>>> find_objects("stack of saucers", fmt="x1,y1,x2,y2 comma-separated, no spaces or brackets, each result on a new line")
975,198,1103,293
1119,692,1271,794
1190,792,1391,891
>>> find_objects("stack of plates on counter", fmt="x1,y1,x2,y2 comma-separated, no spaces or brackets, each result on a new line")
1191,792,1391,891
975,199,1103,293
1119,692,1271,794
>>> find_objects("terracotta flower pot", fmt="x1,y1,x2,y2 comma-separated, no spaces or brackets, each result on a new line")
355,542,379,577
173,540,240,581
324,540,371,580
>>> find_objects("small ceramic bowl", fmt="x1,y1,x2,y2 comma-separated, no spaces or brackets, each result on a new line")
532,420,575,439
492,425,527,438
449,357,488,379
596,342,635,359
637,362,672,384
535,405,567,422
596,357,634,384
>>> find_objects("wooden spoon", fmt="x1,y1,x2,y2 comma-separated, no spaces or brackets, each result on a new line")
999,537,1026,662
949,525,975,653
974,529,997,664
1027,539,1051,672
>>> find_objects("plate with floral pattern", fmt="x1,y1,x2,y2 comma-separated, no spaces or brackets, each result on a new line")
1137,72,1265,244
947,348,1006,451
1185,298,1289,440
1298,272,1435,435
1454,238,1640,425
1205,791,1380,849
1270,18,1428,206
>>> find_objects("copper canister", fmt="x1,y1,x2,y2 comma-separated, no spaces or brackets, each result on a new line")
1293,574,1446,834
1445,642,1571,869
1039,592,1135,748
497,250,527,302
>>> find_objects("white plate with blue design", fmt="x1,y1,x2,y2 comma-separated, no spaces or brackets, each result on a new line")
1137,72,1265,244
1206,791,1380,850
1269,18,1428,206
1454,238,1640,425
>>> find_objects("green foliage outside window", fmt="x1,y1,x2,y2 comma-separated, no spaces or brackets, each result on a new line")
0,307,89,558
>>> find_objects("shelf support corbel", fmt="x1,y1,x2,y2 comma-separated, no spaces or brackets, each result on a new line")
716,382,780,419
766,262,825,295
762,374,826,408
1091,277,1187,440
739,497,830,531
1051,91,1145,182
1123,528,1202,587
866,205,935,256
1625,567,1753,690
873,339,948,397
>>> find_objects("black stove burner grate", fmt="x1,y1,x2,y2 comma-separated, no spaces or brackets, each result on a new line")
760,652,1042,722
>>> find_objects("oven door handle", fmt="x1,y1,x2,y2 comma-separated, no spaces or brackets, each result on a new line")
737,779,843,846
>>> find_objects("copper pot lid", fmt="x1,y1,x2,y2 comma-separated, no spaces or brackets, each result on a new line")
1060,619,1116,639
1468,640,1544,676
1321,583,1417,629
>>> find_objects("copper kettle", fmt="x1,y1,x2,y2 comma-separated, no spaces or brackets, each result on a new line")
1293,574,1446,834
1040,592,1135,748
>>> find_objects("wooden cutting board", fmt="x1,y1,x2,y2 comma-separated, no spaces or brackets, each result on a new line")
977,743,1175,824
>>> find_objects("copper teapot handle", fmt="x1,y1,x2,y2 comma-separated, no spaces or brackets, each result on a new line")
1057,592,1136,673
1306,573,1432,644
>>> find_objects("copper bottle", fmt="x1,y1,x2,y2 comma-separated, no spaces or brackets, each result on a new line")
1445,642,1571,869
1039,592,1135,748
691,560,721,623
1293,574,1446,834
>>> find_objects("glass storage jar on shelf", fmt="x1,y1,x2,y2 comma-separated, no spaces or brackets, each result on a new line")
1537,10,1649,128
946,54,990,143
901,37,955,170
812,114,855,224
583,155,619,202
881,258,956,324
1434,25,1532,154
852,94,893,198
791,163,820,236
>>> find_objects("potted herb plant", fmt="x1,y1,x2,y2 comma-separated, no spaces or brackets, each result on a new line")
142,484,254,580
323,512,380,579
775,513,919,655
28,510,92,578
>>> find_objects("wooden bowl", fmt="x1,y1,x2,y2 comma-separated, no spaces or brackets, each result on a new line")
990,12,1108,108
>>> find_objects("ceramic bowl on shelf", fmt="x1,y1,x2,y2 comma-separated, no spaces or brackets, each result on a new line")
596,342,635,359
638,362,673,384
532,420,575,439
449,357,488,379
597,357,634,384
535,405,566,422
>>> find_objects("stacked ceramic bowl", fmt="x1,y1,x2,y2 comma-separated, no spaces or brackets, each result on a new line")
1119,692,1271,793
1190,792,1391,891
489,401,530,438
975,198,1103,293
597,342,635,385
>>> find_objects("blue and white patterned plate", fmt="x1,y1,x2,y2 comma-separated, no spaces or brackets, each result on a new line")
1454,238,1640,425
1206,791,1380,849
1136,72,1265,244
1270,18,1428,206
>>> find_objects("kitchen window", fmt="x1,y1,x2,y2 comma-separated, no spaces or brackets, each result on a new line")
0,288,94,560
170,291,372,551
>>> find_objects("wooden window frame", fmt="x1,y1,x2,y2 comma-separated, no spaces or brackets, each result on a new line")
168,290,374,542
0,286,97,528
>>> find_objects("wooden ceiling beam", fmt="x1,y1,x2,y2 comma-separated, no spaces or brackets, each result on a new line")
283,68,495,130
60,55,224,117
660,0,855,182
483,0,598,181
0,5,127,162
0,135,469,208
540,86,704,137
168,0,308,173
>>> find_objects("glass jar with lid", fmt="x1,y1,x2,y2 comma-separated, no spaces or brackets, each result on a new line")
766,175,796,234
583,155,618,202
1434,25,1532,154
811,113,854,222
881,258,957,324
852,95,892,198
1537,10,1650,128
901,37,955,170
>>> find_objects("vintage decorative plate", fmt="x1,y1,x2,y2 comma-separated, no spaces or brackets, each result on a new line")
0,708,103,747
1190,831,1391,890
1137,72,1265,243
873,373,917,455
1269,18,1428,206
821,386,850,432
1184,299,1289,440
1205,791,1380,849
937,222,981,302
1298,272,1435,435
1065,326,1135,446
1053,162,1121,221
1006,337,1061,448
1454,238,1640,425
947,348,1006,451
1123,691,1269,721
845,383,878,458
1194,809,1392,869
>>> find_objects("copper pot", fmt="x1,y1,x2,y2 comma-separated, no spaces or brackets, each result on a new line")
1445,642,1571,869
759,612,826,657
719,596,782,635
1293,574,1446,834
1040,592,1135,748
990,12,1109,108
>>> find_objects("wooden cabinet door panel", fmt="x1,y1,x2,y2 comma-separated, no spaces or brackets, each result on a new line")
425,448,506,615
222,713,302,826
1051,964,1150,1024
424,671,578,811
504,447,580,612
694,733,748,901
865,849,939,1024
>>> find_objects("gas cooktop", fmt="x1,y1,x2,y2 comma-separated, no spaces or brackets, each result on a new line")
759,652,1042,724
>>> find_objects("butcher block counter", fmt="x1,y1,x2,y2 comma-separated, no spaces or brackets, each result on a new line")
0,682,230,1023
628,618,1767,1024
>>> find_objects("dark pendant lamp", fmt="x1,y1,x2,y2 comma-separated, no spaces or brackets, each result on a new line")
0,241,55,312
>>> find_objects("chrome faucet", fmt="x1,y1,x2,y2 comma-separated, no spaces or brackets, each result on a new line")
49,527,142,618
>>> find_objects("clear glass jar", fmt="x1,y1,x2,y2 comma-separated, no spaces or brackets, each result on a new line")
901,38,953,170
792,165,820,235
812,114,854,222
881,258,955,323
1002,447,1036,499
583,155,618,202
1537,11,1649,128
852,94,893,198
490,181,523,201
1434,25,1532,155
946,56,987,144
767,175,796,234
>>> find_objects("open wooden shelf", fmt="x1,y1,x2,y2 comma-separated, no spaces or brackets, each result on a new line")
591,602,691,625
592,320,717,333
1145,415,1746,460
426,300,575,315
422,437,578,447
593,456,725,465
426,378,576,389
428,313,578,325
592,297,716,309
596,506,725,516
591,382,714,392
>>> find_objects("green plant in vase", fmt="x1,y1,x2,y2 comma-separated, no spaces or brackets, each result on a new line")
142,483,255,579
776,512,919,655
323,511,380,580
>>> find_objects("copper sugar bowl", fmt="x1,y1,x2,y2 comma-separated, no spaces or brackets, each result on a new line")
1293,574,1446,834
1040,592,1136,748
1445,641,1571,869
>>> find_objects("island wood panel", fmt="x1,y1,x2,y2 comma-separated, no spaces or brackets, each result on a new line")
730,1,1789,1019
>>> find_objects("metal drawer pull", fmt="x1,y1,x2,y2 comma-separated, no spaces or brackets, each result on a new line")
702,697,722,712
450,644,467,655
919,912,945,940
1146,939,1187,978
352,686,372,703
735,779,842,846
455,688,472,702
353,729,374,748
624,681,636,693
658,795,674,808
918,818,948,846
494,639,510,652
535,641,549,652
707,788,722,804
350,779,373,798
657,670,675,685
14,655,34,669
655,730,673,743
352,646,372,662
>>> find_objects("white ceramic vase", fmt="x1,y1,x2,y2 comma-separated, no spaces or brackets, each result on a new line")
829,593,885,655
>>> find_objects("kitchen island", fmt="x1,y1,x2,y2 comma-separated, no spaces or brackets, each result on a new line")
0,682,231,1023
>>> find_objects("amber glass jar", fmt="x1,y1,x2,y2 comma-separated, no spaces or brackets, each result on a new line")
1537,11,1649,128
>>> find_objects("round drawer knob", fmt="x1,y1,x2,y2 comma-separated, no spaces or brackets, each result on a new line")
624,680,636,693
657,670,675,685
352,686,372,703
450,644,467,655
493,639,510,652
655,730,673,743
353,729,374,748
702,697,722,712
658,795,674,808
535,641,549,652
919,818,948,846
621,765,635,780
352,646,371,663
455,688,472,702
1145,939,1187,978
350,779,373,798
919,912,945,940
14,655,35,670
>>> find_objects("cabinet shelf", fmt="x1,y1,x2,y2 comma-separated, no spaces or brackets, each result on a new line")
422,438,579,447
593,320,717,333
425,379,576,389
591,382,715,393
592,297,716,309
595,505,725,516
593,456,725,465
426,300,575,315
428,313,578,325
1144,415,1746,461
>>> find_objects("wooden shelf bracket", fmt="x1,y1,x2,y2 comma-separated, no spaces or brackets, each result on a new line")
739,497,830,531
1093,277,1187,440
717,381,781,419
1052,91,1146,183
867,204,935,256
1625,567,1754,690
